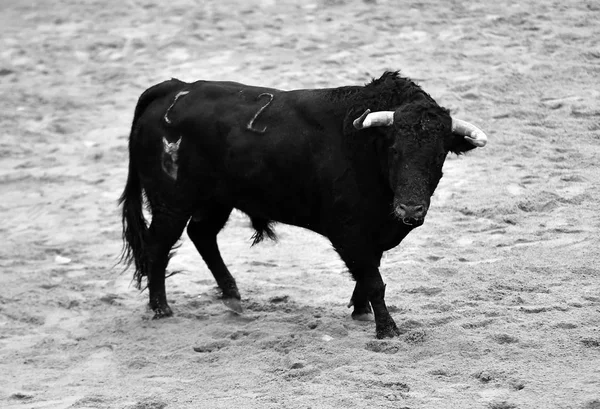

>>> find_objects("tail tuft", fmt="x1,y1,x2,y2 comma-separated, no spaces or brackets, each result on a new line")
250,217,277,246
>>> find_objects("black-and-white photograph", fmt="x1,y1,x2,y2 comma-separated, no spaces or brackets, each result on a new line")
1,0,599,408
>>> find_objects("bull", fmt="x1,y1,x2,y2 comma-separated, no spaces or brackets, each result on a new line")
119,71,487,338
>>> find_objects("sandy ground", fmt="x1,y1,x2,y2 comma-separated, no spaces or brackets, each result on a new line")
1,0,599,408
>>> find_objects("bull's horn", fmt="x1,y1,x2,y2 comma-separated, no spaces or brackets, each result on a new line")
353,109,395,129
451,118,488,147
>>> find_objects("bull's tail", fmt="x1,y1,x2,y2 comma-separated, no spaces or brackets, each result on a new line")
118,152,148,288
118,79,185,288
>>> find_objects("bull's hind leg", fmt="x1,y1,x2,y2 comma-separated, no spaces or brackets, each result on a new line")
146,213,188,318
187,205,242,313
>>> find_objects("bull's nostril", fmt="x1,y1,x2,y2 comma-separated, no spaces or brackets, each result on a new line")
396,204,407,217
413,205,425,217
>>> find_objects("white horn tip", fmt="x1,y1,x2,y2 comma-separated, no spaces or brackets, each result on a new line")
465,132,487,147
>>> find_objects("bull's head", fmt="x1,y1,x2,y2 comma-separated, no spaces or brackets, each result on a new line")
353,105,487,226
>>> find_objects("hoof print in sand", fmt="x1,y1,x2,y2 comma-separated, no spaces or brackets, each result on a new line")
365,340,400,354
193,340,230,353
404,329,427,344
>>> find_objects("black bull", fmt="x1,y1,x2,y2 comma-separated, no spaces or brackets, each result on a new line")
119,71,487,338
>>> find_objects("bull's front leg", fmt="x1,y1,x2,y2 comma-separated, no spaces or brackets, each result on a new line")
367,278,400,339
356,269,400,339
348,281,373,321
336,243,399,338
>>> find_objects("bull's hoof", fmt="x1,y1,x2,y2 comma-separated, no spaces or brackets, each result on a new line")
151,304,173,319
222,297,243,314
351,301,373,321
349,299,372,318
352,311,374,322
376,322,401,339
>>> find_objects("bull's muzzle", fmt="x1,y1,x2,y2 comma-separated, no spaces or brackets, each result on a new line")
395,203,427,226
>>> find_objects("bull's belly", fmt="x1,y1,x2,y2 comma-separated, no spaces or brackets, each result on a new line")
230,196,323,234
